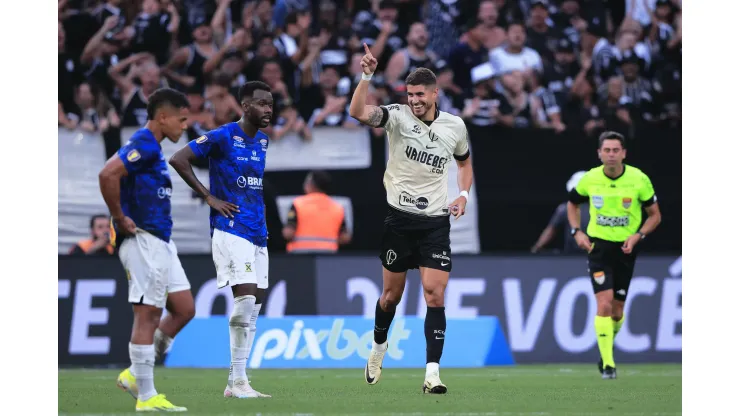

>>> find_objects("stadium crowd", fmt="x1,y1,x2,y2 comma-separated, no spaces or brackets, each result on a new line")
58,0,682,157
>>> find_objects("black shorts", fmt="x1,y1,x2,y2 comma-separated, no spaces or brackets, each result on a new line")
587,238,638,301
380,206,452,273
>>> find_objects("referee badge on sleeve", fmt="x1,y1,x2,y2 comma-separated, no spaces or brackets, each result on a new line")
126,149,141,162
622,198,632,209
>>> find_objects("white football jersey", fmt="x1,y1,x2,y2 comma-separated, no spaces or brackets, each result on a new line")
381,104,470,217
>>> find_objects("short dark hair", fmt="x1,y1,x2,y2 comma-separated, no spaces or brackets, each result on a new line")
90,214,109,229
598,131,626,149
405,67,437,87
147,88,189,120
507,21,526,31
309,170,332,193
238,81,271,103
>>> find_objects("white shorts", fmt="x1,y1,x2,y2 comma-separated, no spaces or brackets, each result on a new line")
212,228,269,289
118,230,191,308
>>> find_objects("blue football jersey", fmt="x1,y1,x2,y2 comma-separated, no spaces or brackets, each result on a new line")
189,122,269,247
116,128,173,244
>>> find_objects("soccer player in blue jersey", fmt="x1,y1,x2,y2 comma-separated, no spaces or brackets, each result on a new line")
98,88,192,412
170,81,273,399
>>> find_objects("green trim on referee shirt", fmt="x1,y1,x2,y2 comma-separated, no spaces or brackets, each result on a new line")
575,165,656,243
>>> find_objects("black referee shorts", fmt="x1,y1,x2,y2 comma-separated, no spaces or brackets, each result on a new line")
379,206,452,273
587,238,638,301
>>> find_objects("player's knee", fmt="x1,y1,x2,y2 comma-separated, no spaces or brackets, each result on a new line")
381,289,402,308
423,287,445,307
597,300,612,316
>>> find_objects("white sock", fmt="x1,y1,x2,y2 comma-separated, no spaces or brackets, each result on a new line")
153,328,174,360
426,362,440,377
230,302,262,387
372,341,388,352
130,343,157,401
245,303,262,366
229,295,255,383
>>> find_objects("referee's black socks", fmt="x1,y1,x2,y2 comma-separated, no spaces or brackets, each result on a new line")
373,299,396,344
425,306,446,364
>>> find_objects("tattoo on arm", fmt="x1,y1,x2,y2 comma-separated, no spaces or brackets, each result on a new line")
367,106,383,127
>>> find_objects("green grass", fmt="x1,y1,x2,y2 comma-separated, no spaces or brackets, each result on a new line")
59,365,681,415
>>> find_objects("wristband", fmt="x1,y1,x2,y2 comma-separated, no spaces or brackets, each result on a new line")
361,72,373,81
459,190,469,201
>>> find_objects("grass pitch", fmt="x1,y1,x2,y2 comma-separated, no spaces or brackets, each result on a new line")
59,364,680,415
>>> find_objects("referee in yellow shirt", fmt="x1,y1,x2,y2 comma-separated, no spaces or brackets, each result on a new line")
567,131,662,379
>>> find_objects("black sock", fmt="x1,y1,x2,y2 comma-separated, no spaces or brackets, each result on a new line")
373,299,396,344
425,306,446,364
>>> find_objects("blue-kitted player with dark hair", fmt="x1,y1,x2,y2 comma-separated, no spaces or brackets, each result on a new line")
98,87,192,412
170,81,274,399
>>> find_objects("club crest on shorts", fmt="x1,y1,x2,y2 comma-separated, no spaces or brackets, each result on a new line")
593,271,605,285
386,249,397,265
592,195,604,209
622,197,632,209
245,262,252,272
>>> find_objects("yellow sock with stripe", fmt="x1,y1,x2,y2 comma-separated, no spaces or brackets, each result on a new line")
594,316,615,368
613,315,625,336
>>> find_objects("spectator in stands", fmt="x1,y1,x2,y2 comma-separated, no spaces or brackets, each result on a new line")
526,0,559,65
185,85,217,142
384,22,437,88
69,214,115,256
260,59,311,140
80,15,134,108
315,0,358,72
550,0,583,46
303,66,356,128
434,60,464,116
544,37,580,110
165,18,219,92
448,18,491,93
275,10,312,66
109,53,164,127
500,71,539,128
572,75,606,138
354,0,404,74
204,71,242,125
59,21,84,130
615,51,659,124
477,1,506,50
531,171,589,254
530,71,566,133
490,21,544,77
201,28,251,84
283,171,351,254
461,63,513,127
70,82,121,134
598,76,633,137
130,0,180,65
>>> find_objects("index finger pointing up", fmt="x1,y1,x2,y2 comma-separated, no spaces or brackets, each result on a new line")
363,42,372,55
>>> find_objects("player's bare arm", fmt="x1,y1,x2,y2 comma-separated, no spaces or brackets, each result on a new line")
623,201,661,254
567,200,591,251
169,145,240,218
349,43,387,128
449,156,473,220
98,154,136,235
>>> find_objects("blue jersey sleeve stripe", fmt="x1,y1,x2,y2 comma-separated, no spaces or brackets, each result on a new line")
189,140,207,159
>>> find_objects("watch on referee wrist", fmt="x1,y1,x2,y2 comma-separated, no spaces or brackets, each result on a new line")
637,231,646,240
570,228,581,237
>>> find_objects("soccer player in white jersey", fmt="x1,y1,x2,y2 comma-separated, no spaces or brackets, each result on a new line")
349,44,474,394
